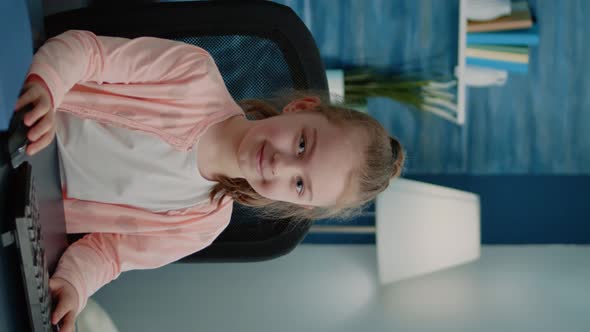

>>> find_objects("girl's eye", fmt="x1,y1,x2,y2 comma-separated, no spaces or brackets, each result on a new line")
297,134,306,156
296,178,305,195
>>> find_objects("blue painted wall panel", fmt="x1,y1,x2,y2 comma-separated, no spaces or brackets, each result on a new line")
274,0,590,174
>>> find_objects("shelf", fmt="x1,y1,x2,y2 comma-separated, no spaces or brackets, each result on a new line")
456,0,468,125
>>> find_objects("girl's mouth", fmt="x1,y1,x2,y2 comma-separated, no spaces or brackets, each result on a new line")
257,142,265,178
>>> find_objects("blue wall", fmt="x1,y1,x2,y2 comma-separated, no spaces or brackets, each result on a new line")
275,0,590,244
276,0,590,174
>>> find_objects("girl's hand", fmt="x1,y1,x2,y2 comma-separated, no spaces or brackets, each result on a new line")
13,79,55,156
49,277,79,332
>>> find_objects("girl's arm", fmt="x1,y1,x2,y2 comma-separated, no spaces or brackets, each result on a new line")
26,29,214,112
53,197,233,316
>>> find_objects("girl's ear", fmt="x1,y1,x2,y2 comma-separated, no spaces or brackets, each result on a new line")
283,96,321,113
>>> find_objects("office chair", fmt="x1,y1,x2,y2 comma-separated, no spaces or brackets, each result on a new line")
43,0,329,262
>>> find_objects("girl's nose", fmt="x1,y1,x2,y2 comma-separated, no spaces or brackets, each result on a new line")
271,152,300,177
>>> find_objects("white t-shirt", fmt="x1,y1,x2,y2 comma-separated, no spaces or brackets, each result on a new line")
55,111,216,213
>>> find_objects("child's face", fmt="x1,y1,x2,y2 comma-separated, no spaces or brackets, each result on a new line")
237,111,366,207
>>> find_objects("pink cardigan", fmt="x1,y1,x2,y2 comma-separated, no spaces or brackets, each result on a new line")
26,30,245,314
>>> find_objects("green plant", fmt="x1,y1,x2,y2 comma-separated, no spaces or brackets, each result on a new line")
343,68,458,121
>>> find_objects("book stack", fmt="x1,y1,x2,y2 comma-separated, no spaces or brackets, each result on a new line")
466,1,538,74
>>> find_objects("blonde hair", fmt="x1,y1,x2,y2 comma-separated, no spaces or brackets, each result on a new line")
208,90,404,222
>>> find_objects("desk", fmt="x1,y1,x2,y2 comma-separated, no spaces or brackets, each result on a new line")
1,1,68,331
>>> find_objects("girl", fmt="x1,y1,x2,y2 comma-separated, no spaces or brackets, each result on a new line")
15,30,404,332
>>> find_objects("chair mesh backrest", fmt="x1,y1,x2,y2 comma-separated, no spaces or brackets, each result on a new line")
173,35,295,101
